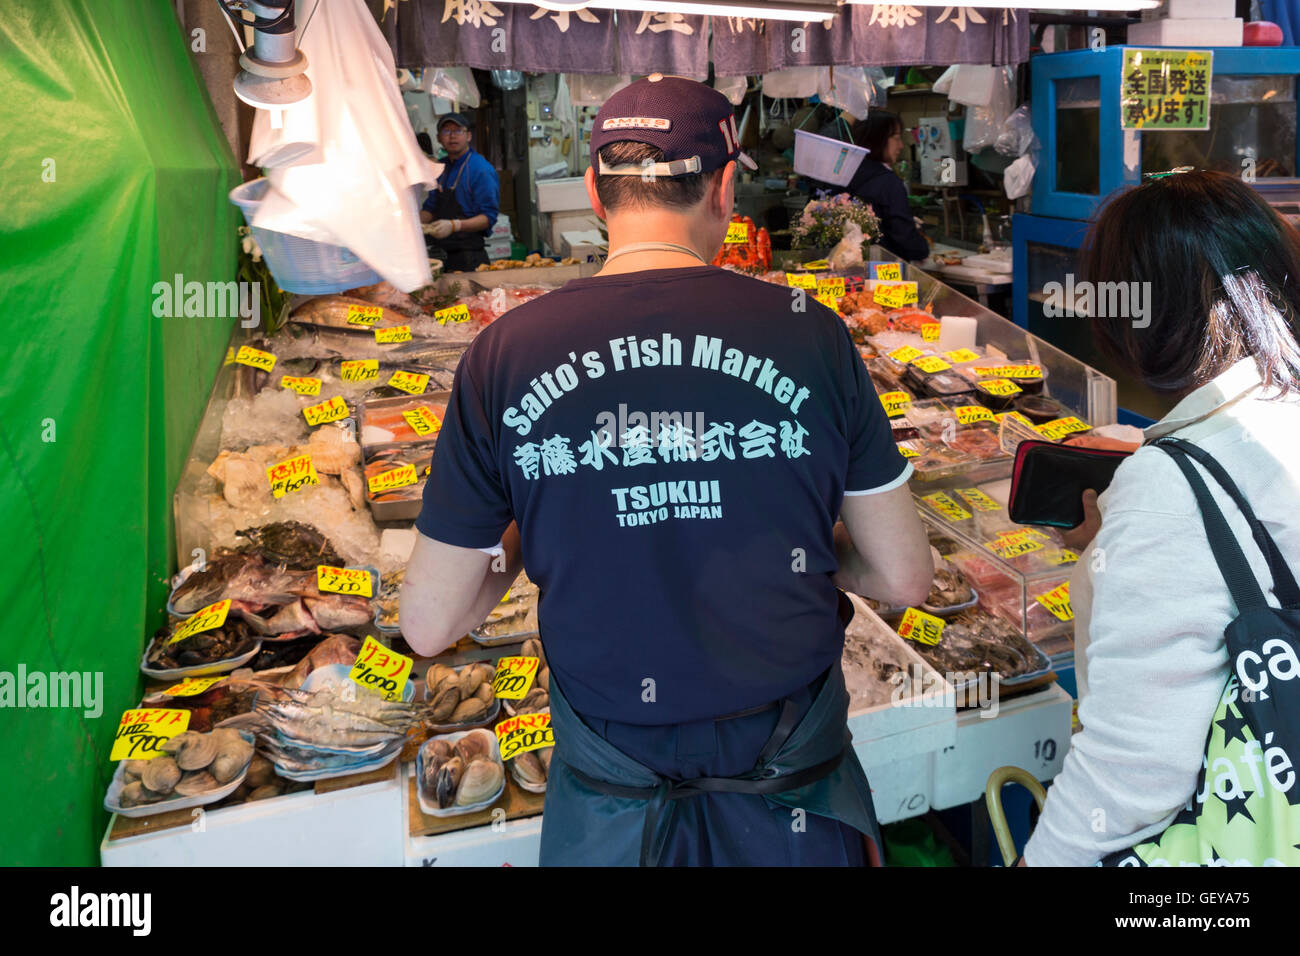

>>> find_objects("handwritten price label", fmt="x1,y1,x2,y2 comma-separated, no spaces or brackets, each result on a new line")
943,348,981,364
161,676,226,697
1037,416,1090,441
387,370,429,395
814,293,841,312
978,378,1022,398
111,708,191,761
491,656,540,699
281,375,322,396
873,281,918,309
346,305,383,327
302,395,348,427
234,346,276,372
888,345,923,364
169,600,231,645
348,635,412,702
223,347,235,367
816,276,846,298
403,406,442,438
1043,548,1080,566
974,364,1042,380
725,221,749,243
987,535,1044,559
921,492,972,522
802,259,829,272
786,273,816,289
874,263,903,281
434,303,471,325
954,405,996,425
340,359,379,382
316,565,374,598
921,322,940,342
994,411,1035,428
266,453,319,499
375,325,412,344
897,607,945,646
954,487,1002,512
879,391,911,418
367,463,418,496
495,712,554,761
911,355,952,374
896,440,921,459
1035,582,1074,622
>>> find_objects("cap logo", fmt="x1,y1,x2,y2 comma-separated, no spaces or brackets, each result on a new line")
718,115,740,154
601,117,672,131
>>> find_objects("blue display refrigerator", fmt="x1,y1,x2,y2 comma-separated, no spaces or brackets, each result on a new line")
1012,46,1300,423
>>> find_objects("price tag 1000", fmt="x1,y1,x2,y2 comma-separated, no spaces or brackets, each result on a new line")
954,487,1001,512
1037,416,1090,441
978,378,1022,398
954,405,995,426
1035,582,1074,622
348,636,412,701
786,273,816,289
911,355,951,374
495,713,554,761
921,492,972,522
110,708,191,761
491,656,540,699
897,608,945,646
403,406,442,438
169,600,231,644
988,536,1044,560
888,345,923,365
267,454,320,499
316,565,374,598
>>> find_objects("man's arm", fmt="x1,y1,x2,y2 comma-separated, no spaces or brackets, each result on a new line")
453,214,491,234
399,522,523,657
833,484,932,607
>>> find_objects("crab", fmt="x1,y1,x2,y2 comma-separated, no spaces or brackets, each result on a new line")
235,521,343,570
712,215,772,273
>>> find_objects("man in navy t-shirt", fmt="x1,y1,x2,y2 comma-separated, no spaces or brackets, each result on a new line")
401,76,932,866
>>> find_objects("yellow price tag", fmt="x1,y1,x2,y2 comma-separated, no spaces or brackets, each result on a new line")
994,411,1035,428
978,378,1022,398
785,273,816,289
911,355,952,374
973,364,1043,380
816,276,846,297
346,305,384,327
161,676,226,697
348,635,413,702
879,391,911,418
316,565,374,598
434,303,471,325
1037,416,1090,441
987,536,1044,559
921,322,940,342
896,441,921,459
495,712,554,761
814,293,841,312
921,492,972,522
340,359,379,382
954,487,1002,512
266,453,320,499
1035,582,1074,622
874,281,918,308
1043,548,1080,566
110,708,191,761
943,348,981,364
302,395,348,427
234,345,276,372
281,375,322,396
387,370,430,395
223,347,235,367
169,599,231,645
375,325,413,344
367,463,418,496
802,259,830,271
725,222,749,243
874,263,902,281
888,345,923,364
491,656,540,699
403,406,442,438
954,405,995,425
897,607,945,645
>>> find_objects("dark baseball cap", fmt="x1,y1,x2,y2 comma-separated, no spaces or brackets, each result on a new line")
590,74,757,178
438,112,471,131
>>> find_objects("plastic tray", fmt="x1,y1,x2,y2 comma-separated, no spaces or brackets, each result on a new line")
103,731,256,818
140,642,263,680
415,730,507,817
469,626,538,648
422,664,503,732
269,739,404,782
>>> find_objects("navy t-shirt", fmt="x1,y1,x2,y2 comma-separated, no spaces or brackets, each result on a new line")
416,266,909,725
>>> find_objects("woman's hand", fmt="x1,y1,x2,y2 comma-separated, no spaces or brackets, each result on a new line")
1061,489,1102,552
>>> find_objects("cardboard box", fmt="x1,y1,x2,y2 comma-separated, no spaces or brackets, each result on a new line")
1141,0,1235,19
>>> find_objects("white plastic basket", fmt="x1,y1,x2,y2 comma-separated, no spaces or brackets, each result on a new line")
793,129,868,187
230,178,382,295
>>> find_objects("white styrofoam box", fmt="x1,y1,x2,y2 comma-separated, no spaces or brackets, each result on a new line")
1141,0,1235,20
862,752,933,825
101,765,404,866
403,768,542,866
535,176,591,213
486,238,513,260
845,597,957,767
561,229,607,262
547,211,602,256
930,683,1073,811
490,213,512,238
1127,17,1243,46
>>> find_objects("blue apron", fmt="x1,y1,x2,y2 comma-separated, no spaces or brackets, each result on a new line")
539,658,883,867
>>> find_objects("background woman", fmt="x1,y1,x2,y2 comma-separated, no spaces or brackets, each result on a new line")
846,111,929,262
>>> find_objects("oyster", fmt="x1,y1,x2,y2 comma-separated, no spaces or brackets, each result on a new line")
456,759,503,806
141,757,181,795
435,756,464,808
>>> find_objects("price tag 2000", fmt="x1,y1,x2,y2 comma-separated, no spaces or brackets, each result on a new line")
491,656,540,699
495,713,554,761
348,636,412,702
110,708,191,761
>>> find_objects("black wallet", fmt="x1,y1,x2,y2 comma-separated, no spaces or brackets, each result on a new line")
1008,440,1133,528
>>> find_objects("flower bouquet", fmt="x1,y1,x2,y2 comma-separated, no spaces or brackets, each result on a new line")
792,193,880,260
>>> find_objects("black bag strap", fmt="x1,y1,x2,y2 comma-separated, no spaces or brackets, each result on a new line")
1156,438,1300,607
1155,441,1270,612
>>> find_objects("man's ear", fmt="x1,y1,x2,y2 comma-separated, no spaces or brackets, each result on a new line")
715,162,736,218
585,166,608,220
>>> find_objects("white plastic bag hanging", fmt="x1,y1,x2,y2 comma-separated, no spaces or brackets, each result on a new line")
251,0,442,292
1003,153,1036,200
566,74,633,107
995,105,1037,158
424,67,481,108
817,68,875,122
962,67,1015,153
714,74,748,106
762,67,822,99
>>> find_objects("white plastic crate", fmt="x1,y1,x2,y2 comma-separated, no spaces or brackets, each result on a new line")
794,129,868,187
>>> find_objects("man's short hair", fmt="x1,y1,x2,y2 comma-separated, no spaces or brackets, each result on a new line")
595,142,714,212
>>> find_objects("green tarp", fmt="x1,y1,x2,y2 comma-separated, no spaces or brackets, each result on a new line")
0,0,239,864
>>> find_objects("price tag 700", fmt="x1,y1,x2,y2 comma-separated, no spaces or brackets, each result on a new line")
110,708,191,761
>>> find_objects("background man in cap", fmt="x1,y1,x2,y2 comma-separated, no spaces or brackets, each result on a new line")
401,75,932,866
420,112,500,272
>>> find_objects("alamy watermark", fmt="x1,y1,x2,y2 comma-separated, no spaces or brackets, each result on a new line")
0,666,102,718
152,274,260,328
1041,274,1151,328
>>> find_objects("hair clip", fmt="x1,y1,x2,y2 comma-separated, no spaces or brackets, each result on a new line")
1143,166,1195,181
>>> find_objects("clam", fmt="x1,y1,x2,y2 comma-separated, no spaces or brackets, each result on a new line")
244,754,275,789
426,738,453,761
474,662,497,686
536,667,549,692
450,698,488,723
514,750,546,786
474,682,494,705
538,748,552,772
210,739,254,784
424,664,455,695
456,759,504,806
174,732,218,771
454,730,491,765
517,689,549,714
174,770,219,796
161,731,199,756
120,781,164,807
248,784,281,801
142,756,182,795
522,638,543,661
422,753,446,794
435,756,464,808
429,685,461,722
122,759,149,781
456,665,482,697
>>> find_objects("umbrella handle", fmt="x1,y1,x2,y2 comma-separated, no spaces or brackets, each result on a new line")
984,766,1047,867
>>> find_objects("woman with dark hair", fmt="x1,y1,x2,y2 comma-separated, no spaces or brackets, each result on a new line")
1023,170,1300,866
844,111,929,261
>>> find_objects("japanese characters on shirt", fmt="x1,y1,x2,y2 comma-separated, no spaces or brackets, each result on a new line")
501,333,817,529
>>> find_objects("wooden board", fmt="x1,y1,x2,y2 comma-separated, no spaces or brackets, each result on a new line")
407,770,544,839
